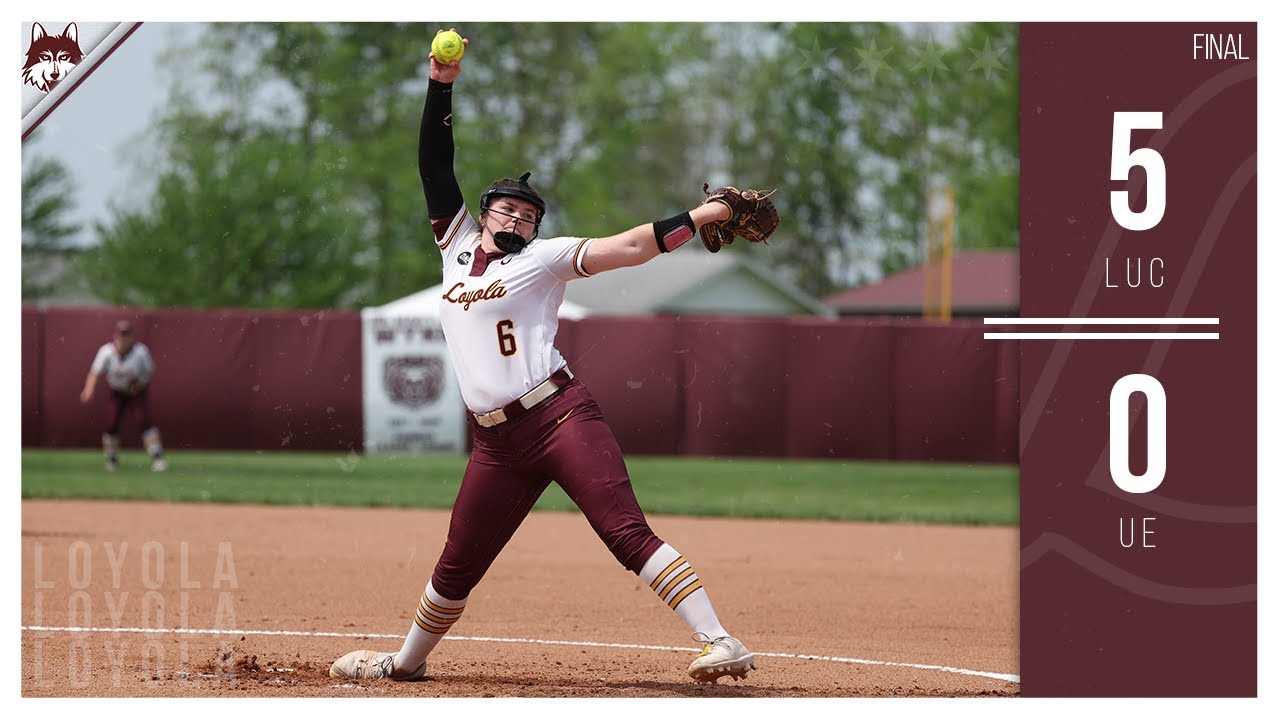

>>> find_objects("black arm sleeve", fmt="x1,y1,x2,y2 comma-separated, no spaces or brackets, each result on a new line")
419,79,464,220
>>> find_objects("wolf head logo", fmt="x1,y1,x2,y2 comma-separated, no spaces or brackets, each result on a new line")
23,22,83,93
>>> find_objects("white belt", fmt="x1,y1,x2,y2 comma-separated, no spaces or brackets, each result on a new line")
473,367,575,428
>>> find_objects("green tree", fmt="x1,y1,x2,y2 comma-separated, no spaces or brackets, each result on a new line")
724,23,886,296
95,22,722,309
941,22,1019,251
854,22,1020,277
200,22,437,305
200,22,724,300
91,22,1017,308
83,109,365,308
727,22,1019,295
445,23,721,233
21,156,82,300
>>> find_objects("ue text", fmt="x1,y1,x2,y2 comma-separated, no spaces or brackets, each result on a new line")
1119,517,1157,548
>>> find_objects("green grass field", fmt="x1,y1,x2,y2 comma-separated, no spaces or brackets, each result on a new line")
21,449,1018,526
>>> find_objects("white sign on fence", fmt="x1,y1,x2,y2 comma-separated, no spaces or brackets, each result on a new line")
360,306,465,455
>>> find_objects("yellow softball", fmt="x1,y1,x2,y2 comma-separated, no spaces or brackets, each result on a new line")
432,30,465,64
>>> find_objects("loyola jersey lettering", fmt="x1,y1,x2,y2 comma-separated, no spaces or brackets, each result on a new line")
443,279,508,311
435,204,593,413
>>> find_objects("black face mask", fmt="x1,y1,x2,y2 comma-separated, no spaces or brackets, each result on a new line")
485,206,538,253
492,230,529,254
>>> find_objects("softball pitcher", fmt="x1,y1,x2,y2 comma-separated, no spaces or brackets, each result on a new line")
331,28,778,685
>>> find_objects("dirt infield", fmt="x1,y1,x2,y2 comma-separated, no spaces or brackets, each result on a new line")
21,499,1018,697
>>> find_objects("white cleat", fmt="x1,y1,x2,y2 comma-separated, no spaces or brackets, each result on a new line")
152,458,168,472
328,650,427,681
688,634,756,683
105,460,118,473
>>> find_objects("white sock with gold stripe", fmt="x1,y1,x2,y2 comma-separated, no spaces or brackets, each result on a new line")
639,543,728,639
394,580,466,672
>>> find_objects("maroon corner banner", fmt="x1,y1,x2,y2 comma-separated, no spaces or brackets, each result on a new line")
1019,24,1256,696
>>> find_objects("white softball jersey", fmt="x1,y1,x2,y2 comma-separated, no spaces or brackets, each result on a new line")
435,205,593,414
90,342,155,392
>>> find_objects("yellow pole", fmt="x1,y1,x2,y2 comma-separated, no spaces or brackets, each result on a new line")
923,225,936,318
940,184,954,322
923,187,938,318
924,184,954,320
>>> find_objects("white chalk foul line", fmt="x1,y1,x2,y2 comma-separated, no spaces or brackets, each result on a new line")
21,625,1019,684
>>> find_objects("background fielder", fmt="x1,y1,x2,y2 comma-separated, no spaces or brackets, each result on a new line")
329,27,779,684
79,320,168,472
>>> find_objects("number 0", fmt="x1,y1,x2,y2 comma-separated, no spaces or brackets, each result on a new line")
1109,111,1166,231
1109,374,1167,494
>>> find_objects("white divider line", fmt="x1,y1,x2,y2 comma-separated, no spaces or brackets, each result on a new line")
21,625,1019,684
982,317,1220,325
983,332,1218,340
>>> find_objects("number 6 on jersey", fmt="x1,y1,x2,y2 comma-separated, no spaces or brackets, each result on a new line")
496,319,517,357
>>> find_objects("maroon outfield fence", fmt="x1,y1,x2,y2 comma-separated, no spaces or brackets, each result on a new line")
21,306,1017,462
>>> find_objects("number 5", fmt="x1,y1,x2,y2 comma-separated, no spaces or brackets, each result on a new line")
1110,111,1166,231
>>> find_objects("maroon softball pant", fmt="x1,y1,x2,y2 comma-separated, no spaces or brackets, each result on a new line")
430,380,665,601
105,388,156,436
